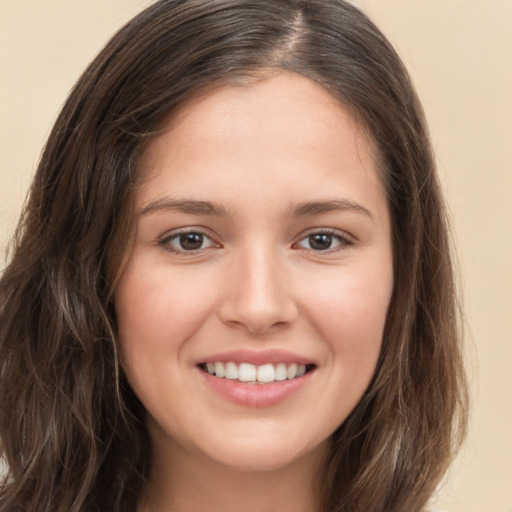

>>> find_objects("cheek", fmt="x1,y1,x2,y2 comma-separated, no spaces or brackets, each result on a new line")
115,260,216,353
114,259,218,415
300,261,392,365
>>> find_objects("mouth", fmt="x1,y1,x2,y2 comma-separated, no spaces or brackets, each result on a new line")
198,361,316,384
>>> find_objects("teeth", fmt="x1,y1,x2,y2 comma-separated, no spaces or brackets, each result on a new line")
257,363,274,383
287,363,298,379
275,363,288,381
203,361,312,383
214,361,225,378
225,362,238,379
238,363,257,382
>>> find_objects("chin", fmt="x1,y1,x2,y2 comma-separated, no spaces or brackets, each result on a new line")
197,431,328,473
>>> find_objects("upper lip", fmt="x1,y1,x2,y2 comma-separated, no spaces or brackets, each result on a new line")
198,349,314,366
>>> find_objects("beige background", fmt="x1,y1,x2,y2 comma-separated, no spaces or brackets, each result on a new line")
0,1,511,511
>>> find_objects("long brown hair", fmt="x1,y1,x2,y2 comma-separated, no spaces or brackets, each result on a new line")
0,1,468,510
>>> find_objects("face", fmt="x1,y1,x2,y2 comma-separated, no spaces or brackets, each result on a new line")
115,72,393,473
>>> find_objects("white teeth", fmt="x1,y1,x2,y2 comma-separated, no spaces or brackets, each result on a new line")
203,361,312,382
287,363,298,379
225,362,238,380
214,361,225,378
296,364,306,377
238,363,257,382
257,363,275,383
275,363,288,381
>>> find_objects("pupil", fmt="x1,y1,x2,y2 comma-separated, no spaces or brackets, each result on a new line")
309,234,332,250
180,233,203,250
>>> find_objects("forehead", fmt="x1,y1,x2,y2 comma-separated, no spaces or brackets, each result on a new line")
142,72,378,166
136,72,386,218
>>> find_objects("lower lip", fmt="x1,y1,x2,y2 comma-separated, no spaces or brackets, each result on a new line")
198,368,314,408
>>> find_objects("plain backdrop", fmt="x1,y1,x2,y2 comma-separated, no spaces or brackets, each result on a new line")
0,1,511,511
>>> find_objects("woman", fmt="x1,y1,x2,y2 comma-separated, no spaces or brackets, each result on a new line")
0,1,468,511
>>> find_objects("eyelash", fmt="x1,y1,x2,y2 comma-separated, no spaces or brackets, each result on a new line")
158,228,354,255
293,229,354,253
158,229,219,255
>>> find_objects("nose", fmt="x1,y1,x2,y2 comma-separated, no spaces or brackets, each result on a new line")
218,246,298,335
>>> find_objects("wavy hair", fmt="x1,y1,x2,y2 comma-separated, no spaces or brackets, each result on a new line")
0,1,468,510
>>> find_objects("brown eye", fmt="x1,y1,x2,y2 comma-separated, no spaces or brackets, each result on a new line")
308,234,334,251
296,231,352,252
160,231,216,253
179,232,205,251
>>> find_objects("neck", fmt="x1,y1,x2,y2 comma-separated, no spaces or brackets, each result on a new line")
139,432,326,512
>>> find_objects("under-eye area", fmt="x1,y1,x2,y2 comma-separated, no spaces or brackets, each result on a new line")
198,362,317,383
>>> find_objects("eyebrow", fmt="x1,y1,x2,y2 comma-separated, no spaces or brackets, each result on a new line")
140,199,231,217
140,197,373,220
290,199,374,219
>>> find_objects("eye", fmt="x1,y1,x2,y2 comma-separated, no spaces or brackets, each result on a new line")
295,230,353,252
159,230,217,253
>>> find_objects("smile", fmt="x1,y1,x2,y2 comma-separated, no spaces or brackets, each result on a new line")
199,362,315,383
196,350,317,406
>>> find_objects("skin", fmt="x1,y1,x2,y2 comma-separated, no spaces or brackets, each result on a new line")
115,71,394,512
